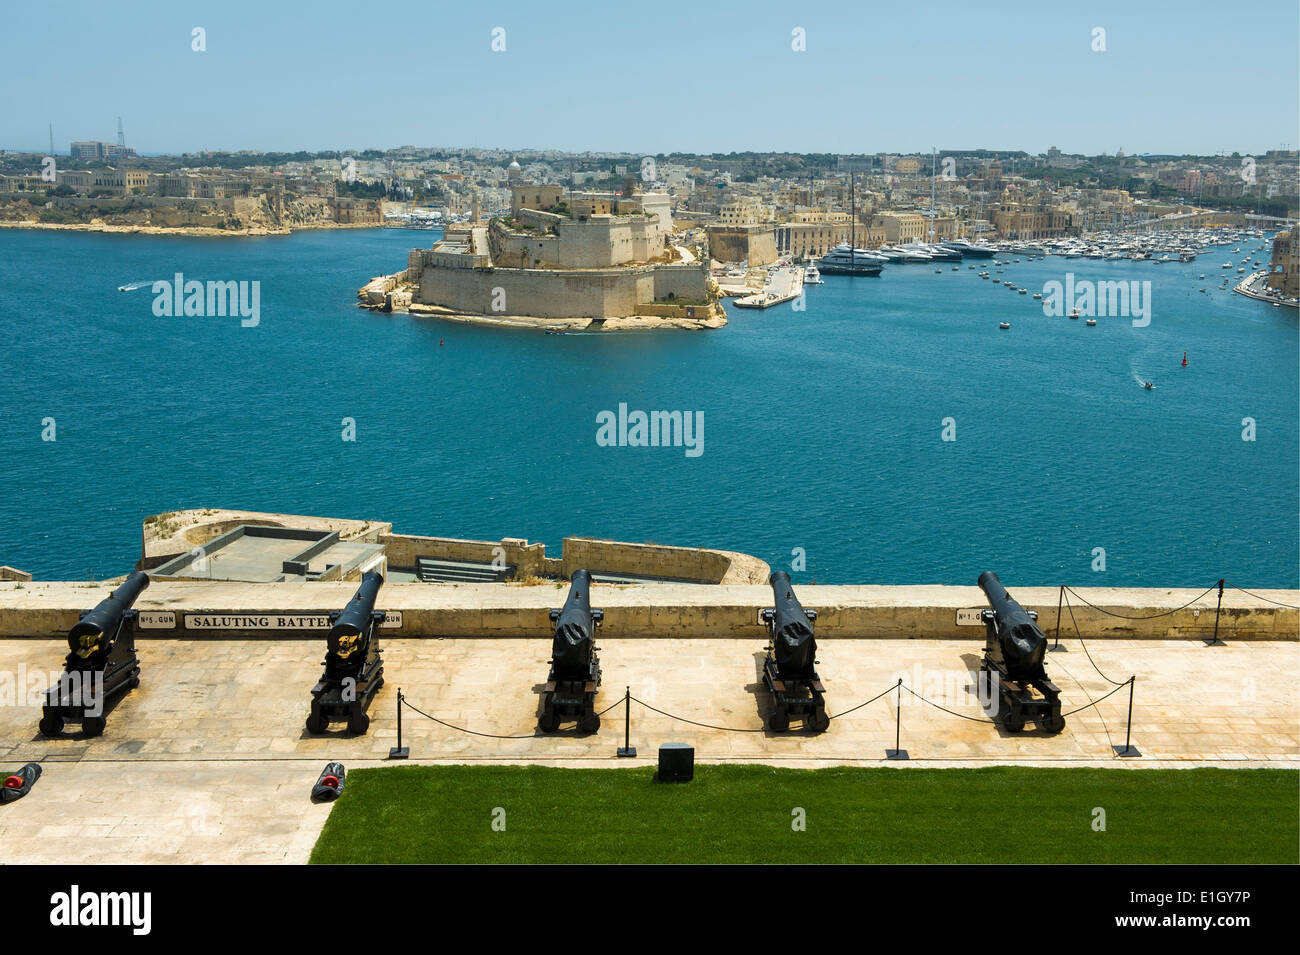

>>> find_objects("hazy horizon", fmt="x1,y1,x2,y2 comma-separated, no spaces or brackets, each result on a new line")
4,0,1297,158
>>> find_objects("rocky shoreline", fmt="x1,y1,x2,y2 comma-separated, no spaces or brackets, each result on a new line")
0,219,380,238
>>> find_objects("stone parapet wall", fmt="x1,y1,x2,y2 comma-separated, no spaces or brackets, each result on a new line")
381,534,548,577
0,581,1293,641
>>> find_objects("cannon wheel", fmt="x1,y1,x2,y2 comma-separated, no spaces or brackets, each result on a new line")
577,712,600,734
768,709,789,732
1003,714,1025,733
538,709,560,732
808,710,830,733
305,711,328,734
82,716,106,738
128,672,141,689
38,713,64,737
1041,713,1066,734
347,710,370,735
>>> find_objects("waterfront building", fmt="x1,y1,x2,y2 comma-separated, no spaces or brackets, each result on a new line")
871,211,926,244
1267,226,1299,298
69,140,137,160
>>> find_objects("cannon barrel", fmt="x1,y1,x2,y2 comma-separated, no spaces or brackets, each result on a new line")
327,571,384,657
977,571,1047,679
768,571,816,673
68,571,150,657
552,569,597,672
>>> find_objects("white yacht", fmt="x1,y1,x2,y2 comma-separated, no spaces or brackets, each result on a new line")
883,245,932,262
804,262,823,284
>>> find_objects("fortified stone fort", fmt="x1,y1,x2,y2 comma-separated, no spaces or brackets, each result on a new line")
399,177,720,323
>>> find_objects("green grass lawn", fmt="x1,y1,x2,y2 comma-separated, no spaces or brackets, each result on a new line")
309,765,1299,864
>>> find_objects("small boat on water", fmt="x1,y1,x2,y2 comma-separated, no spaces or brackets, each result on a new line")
1085,318,1097,326
804,263,823,284
999,322,1011,329
1143,382,1154,390
1069,308,1081,320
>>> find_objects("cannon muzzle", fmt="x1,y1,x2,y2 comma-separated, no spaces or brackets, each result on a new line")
767,571,817,674
68,571,150,658
328,571,384,658
977,571,1047,680
551,569,601,673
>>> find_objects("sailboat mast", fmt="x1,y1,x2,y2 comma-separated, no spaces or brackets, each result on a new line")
930,147,936,243
850,171,855,268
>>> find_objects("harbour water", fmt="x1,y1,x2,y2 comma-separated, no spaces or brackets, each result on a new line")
1,228,1296,586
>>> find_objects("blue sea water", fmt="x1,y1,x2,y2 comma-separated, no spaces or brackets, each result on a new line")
1,228,1296,587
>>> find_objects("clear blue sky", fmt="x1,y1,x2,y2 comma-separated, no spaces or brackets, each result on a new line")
4,0,1297,156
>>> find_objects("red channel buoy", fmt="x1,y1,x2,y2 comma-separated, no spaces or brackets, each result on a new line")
1181,352,1188,366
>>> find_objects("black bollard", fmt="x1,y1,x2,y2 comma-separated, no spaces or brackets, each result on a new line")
616,686,636,757
1115,677,1141,757
1207,579,1226,646
388,688,409,759
886,679,908,759
1050,585,1068,651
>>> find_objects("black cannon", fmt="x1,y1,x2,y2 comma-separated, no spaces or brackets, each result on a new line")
538,569,603,733
978,571,1064,734
306,571,386,735
761,571,828,732
39,571,148,738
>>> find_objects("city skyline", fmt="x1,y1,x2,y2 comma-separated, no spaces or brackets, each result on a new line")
4,0,1297,157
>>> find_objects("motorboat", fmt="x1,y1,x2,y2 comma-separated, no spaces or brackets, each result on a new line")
942,240,995,258
882,245,932,263
817,244,884,275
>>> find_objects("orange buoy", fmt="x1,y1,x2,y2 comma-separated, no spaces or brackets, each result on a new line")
1181,351,1188,366
439,338,445,346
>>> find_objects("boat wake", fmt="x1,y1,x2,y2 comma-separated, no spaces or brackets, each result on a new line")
117,280,154,291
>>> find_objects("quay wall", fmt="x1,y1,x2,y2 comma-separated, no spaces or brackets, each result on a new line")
415,261,709,320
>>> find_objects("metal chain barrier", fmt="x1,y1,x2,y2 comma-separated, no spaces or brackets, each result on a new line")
1062,582,1218,619
1062,588,1130,686
1225,580,1300,610
628,696,767,733
400,697,543,740
899,683,997,723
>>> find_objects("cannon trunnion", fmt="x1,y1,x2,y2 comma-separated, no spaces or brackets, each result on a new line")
539,569,603,733
978,571,1065,734
306,571,386,735
761,572,829,732
39,571,150,738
